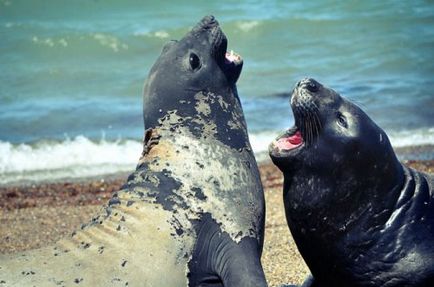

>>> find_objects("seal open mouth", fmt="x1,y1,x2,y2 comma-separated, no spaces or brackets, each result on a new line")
219,42,243,83
270,79,323,157
275,127,304,151
194,15,243,83
271,126,305,156
222,49,243,83
209,21,243,83
225,50,242,65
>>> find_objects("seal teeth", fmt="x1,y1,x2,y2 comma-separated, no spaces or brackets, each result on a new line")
225,50,241,64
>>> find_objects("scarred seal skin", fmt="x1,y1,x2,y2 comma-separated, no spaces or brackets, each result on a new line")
0,16,267,287
269,78,434,287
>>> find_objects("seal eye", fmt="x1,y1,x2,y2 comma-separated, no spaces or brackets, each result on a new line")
337,113,348,128
189,53,201,71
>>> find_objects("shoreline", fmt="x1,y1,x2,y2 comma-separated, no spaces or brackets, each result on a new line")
1,144,433,187
0,159,433,286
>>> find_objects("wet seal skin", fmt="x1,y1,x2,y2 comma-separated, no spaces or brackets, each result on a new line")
269,78,434,287
0,16,267,286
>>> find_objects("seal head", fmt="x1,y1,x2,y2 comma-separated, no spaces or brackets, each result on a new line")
270,78,403,210
270,78,399,181
143,15,247,149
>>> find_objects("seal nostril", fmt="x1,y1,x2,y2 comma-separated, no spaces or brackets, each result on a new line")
208,15,216,23
307,82,318,93
192,15,220,34
201,15,217,28
305,79,319,93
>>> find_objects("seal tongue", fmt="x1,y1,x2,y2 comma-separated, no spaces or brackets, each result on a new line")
276,131,303,150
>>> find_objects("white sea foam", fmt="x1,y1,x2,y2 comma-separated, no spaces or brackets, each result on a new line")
249,131,280,161
388,127,434,147
32,36,55,47
93,33,128,52
133,29,170,39
153,30,170,39
236,20,260,32
0,133,278,184
0,136,142,185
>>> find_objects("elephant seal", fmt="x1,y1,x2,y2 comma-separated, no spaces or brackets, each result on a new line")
0,15,266,286
269,78,434,287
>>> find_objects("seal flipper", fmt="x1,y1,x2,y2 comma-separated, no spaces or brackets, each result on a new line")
216,236,267,287
188,213,267,287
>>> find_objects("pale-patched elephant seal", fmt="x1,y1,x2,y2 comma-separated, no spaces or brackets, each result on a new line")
270,78,434,287
0,16,267,286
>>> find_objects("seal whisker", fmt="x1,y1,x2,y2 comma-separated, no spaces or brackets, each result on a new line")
306,113,313,146
297,109,307,143
306,107,317,146
310,112,316,145
313,115,321,140
293,101,323,147
312,105,322,141
294,109,302,131
310,115,316,145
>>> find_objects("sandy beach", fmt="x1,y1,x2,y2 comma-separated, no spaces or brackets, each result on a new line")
1,159,433,286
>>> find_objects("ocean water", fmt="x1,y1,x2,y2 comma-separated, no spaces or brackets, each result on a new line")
1,0,434,184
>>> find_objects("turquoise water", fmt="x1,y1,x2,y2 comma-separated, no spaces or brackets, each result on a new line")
1,0,434,183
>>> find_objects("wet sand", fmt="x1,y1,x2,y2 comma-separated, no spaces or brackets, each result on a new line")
1,160,433,286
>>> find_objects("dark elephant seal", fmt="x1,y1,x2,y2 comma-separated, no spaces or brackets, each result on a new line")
269,78,434,287
0,16,266,286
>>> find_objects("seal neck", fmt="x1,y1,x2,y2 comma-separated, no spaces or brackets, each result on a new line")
136,125,253,172
284,156,406,239
144,108,250,153
380,166,432,230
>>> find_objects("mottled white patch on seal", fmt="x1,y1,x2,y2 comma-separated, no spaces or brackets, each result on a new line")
194,92,212,116
147,135,261,243
147,105,262,242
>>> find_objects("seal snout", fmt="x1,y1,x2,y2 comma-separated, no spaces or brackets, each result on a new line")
192,15,223,49
200,15,218,28
297,78,321,93
191,15,243,84
285,78,323,149
194,15,219,32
